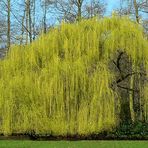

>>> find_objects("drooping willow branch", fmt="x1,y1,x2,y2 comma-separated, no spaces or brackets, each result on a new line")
117,84,139,92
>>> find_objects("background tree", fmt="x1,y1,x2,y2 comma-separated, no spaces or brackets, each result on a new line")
53,0,106,22
0,0,106,46
116,0,148,31
7,0,11,49
41,0,55,33
0,15,7,45
84,0,106,18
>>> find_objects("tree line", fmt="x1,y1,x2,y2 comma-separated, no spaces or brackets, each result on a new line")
0,0,147,49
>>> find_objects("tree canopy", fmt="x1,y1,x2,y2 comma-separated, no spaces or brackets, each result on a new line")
0,16,147,136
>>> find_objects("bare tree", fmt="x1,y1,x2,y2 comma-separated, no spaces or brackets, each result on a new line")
25,0,32,43
117,0,148,23
32,0,36,39
7,0,11,49
75,0,84,21
84,0,106,18
40,0,54,33
18,8,25,45
53,0,106,22
0,15,7,44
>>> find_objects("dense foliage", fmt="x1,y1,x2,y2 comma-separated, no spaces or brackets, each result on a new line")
0,16,147,136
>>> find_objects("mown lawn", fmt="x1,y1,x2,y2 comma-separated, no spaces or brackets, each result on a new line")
0,140,148,148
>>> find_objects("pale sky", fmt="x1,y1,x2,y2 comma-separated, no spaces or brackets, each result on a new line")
105,0,120,15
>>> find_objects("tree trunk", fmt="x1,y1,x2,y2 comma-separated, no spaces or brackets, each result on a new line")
77,0,82,21
133,0,139,23
25,0,32,44
25,0,29,44
32,0,36,40
7,0,11,50
28,0,32,43
110,52,133,124
43,2,47,34
20,10,25,45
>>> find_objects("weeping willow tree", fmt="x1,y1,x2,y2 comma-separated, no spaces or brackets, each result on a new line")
0,15,147,136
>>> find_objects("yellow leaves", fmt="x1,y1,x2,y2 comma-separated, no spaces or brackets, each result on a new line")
0,16,147,136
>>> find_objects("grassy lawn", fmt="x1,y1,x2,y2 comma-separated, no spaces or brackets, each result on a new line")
0,140,148,148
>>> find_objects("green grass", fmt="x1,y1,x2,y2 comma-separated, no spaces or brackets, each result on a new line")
0,140,148,148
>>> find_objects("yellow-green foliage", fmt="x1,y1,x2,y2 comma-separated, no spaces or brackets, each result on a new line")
0,16,147,136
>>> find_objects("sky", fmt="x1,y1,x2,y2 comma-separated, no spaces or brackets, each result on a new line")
50,0,121,24
105,0,120,15
10,0,121,26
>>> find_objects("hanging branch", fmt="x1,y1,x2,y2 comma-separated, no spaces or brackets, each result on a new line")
117,84,139,92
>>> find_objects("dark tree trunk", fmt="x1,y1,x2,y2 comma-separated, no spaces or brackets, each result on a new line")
110,51,133,124
133,0,139,23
